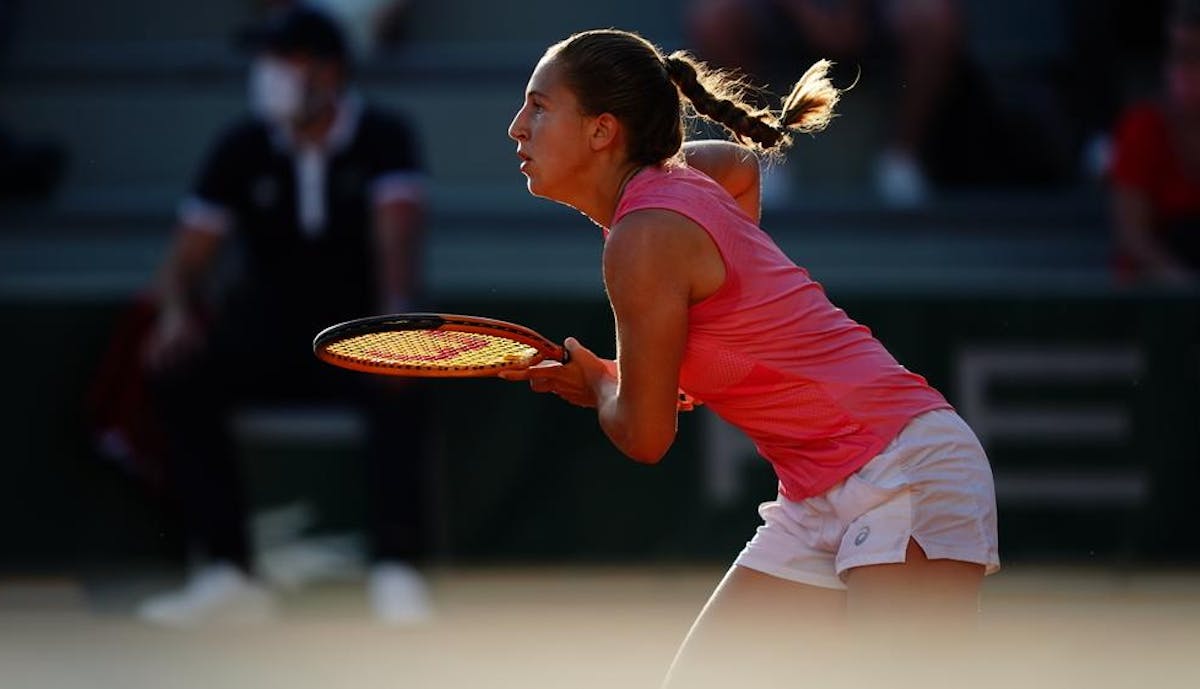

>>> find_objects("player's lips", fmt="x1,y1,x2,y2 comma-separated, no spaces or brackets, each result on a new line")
517,151,532,173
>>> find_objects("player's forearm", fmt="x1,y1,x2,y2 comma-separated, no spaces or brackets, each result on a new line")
595,382,675,464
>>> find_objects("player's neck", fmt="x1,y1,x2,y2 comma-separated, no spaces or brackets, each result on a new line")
577,161,645,229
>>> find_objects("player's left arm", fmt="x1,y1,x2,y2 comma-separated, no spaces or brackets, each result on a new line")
682,139,761,221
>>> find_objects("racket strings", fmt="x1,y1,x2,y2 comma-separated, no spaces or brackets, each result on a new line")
323,330,540,371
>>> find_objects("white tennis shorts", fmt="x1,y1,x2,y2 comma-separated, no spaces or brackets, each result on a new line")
734,409,1000,590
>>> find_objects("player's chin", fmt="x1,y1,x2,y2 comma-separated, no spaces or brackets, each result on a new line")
525,178,558,202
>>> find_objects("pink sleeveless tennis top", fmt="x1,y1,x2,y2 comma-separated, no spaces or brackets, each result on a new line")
612,163,951,500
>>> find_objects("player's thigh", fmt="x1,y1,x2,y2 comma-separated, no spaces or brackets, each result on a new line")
698,564,844,624
664,565,845,687
844,538,984,631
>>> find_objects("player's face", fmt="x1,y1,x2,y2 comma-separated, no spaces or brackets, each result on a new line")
508,57,596,202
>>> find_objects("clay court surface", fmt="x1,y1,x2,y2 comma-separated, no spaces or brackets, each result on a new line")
3,564,1199,689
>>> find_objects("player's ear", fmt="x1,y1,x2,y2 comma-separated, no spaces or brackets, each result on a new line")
589,112,621,152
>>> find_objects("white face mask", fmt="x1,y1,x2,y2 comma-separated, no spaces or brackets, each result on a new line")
249,57,305,123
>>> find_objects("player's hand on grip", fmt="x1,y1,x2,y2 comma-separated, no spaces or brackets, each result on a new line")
500,337,612,408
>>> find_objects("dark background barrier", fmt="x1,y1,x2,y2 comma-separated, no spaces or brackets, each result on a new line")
4,289,1195,573
2,0,1198,577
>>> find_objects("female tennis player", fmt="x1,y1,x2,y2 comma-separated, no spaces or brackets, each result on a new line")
500,29,998,684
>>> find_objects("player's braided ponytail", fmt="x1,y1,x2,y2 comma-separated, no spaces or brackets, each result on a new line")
663,52,842,154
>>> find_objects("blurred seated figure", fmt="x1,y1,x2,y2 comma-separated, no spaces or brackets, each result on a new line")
256,0,415,57
136,5,435,627
688,0,1072,207
688,0,963,206
1108,0,1200,286
1065,0,1170,180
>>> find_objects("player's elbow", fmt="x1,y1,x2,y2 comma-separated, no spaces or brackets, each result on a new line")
625,445,668,464
601,406,675,464
620,429,675,465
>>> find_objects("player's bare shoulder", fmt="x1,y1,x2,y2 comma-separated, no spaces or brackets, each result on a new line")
605,209,723,303
606,209,706,268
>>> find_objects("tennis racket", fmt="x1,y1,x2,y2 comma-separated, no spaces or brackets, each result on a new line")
313,313,568,378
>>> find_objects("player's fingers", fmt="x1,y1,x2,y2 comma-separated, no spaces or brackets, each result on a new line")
527,370,562,393
563,337,593,359
564,337,611,378
500,360,559,382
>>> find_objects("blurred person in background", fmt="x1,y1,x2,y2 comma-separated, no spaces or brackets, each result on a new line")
1108,0,1200,285
138,3,435,626
255,0,416,58
1065,0,1170,180
686,0,964,207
